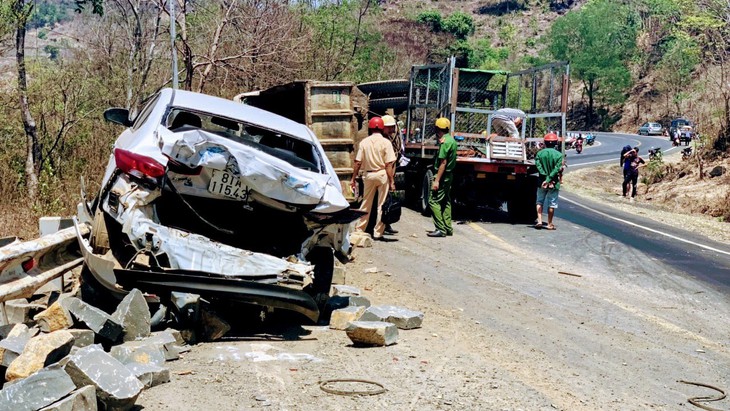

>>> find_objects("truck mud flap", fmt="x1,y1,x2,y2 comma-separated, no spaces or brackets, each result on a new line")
114,268,320,322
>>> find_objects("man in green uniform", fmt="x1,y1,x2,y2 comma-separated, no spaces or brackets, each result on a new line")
428,117,458,238
534,132,565,230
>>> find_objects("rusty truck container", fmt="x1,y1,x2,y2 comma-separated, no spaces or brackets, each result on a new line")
235,81,368,201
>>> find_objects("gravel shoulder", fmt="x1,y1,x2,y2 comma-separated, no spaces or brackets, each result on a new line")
137,205,730,410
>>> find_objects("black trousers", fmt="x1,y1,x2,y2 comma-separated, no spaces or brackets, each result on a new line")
622,171,638,198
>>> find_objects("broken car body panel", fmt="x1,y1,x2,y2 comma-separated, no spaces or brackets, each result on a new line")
80,88,357,321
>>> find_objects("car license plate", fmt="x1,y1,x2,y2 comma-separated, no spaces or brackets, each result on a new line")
208,170,250,201
476,173,487,179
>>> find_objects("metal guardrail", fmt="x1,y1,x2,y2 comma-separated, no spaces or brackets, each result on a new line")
0,224,90,303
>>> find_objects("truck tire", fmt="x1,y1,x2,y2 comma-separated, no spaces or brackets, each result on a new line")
420,170,433,216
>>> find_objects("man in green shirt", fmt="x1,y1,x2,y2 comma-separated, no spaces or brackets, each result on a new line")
428,117,458,238
534,132,565,230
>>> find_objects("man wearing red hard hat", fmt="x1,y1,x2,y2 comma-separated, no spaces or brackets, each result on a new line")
351,117,397,241
534,132,565,230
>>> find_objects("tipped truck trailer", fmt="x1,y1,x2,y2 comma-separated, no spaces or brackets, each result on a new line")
404,58,569,221
235,81,369,202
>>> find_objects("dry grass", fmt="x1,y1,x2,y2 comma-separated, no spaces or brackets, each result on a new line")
563,151,730,243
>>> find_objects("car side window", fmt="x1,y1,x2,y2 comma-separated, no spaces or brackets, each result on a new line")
132,93,161,131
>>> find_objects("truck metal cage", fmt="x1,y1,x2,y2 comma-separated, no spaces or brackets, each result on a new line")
405,58,570,160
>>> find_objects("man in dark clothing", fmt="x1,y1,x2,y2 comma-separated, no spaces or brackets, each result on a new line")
620,145,632,166
534,133,565,230
622,147,645,201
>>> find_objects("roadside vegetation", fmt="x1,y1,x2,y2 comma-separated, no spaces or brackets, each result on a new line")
0,0,728,240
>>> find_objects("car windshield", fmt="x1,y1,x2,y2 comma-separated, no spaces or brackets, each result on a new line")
165,108,322,173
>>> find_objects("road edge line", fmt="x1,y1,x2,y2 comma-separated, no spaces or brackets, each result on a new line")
560,196,730,257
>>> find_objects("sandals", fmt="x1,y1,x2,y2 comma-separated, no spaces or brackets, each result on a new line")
546,224,556,230
534,223,543,229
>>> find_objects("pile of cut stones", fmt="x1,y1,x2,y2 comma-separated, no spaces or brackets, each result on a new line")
0,288,189,411
327,285,424,347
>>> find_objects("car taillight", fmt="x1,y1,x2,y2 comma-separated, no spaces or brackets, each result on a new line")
21,258,36,272
114,148,166,180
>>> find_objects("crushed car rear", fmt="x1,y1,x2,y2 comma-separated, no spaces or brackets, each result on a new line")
76,88,359,322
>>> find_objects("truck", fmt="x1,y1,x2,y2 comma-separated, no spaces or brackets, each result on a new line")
402,58,569,222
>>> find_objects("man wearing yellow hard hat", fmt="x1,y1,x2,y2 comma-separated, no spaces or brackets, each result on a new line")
427,117,457,237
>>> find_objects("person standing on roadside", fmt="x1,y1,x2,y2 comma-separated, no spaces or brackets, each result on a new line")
350,117,397,241
381,115,402,235
535,133,564,230
427,117,458,238
622,147,645,202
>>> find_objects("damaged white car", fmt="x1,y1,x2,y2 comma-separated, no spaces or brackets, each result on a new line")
75,88,360,322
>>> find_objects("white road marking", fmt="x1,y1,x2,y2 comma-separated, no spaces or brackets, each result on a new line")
560,196,730,257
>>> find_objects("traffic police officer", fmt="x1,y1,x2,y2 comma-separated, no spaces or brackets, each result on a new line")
428,117,457,237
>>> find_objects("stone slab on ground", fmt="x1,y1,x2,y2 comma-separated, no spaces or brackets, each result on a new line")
61,298,123,342
326,295,371,312
345,321,398,346
111,289,151,342
350,232,373,248
34,301,74,333
359,305,424,329
39,385,97,411
110,342,169,388
64,344,143,411
122,331,188,361
5,298,45,324
109,341,166,367
67,329,95,348
331,285,362,297
6,330,75,381
330,306,366,330
0,365,76,411
0,324,39,367
332,263,346,284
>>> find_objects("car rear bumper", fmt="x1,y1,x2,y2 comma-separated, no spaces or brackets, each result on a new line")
114,268,320,322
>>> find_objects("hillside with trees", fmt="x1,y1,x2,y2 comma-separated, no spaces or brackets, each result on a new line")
0,0,727,238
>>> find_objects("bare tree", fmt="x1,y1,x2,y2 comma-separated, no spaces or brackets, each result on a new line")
106,0,164,110
12,0,39,201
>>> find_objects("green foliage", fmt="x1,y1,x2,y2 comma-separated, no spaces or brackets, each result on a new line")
43,44,60,60
656,35,699,114
29,0,72,29
498,21,517,44
416,10,442,31
471,38,509,69
301,0,393,82
0,0,14,39
442,11,474,40
546,0,639,122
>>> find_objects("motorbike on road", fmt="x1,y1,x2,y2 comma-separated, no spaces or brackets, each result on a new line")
648,146,662,162
682,147,692,160
575,137,584,154
585,134,595,145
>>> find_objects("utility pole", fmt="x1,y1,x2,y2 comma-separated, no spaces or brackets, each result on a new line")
169,0,178,89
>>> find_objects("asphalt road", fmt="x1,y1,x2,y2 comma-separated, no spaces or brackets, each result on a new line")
565,131,677,170
481,131,730,291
